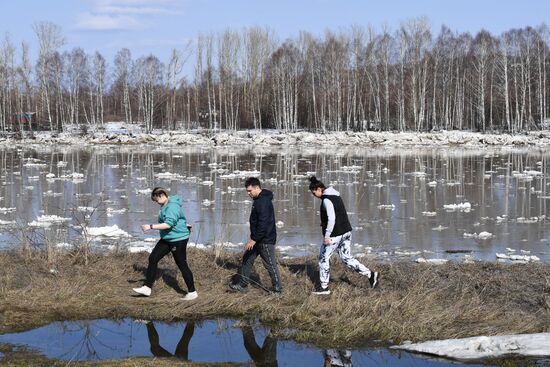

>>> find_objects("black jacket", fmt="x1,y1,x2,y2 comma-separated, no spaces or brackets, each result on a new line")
320,194,353,237
249,189,277,244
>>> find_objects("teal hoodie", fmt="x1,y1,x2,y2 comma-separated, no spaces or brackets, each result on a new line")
158,195,190,242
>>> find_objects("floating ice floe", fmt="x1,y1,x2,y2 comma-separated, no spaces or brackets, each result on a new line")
202,199,214,207
422,211,437,216
155,172,184,180
85,224,130,238
137,188,152,195
516,215,545,223
427,181,437,187
432,225,448,231
443,202,471,212
0,219,15,225
201,180,214,186
392,333,550,360
377,204,395,210
276,220,284,228
463,231,493,240
416,258,448,265
496,253,540,262
28,215,72,227
0,207,16,213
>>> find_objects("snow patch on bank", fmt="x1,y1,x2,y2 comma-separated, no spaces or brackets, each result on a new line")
392,333,550,360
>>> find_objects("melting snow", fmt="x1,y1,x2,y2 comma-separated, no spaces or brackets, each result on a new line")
392,333,550,360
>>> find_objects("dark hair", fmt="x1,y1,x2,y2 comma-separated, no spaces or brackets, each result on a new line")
151,187,169,200
308,176,326,191
244,177,261,188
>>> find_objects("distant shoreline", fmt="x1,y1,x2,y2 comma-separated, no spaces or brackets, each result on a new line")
2,129,550,148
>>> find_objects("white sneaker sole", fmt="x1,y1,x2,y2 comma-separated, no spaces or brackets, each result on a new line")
132,287,151,297
182,291,198,301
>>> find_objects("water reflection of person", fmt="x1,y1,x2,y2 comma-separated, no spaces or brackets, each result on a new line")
146,321,195,360
241,324,278,367
323,349,353,367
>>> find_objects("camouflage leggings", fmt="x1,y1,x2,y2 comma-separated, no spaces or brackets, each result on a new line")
319,231,372,288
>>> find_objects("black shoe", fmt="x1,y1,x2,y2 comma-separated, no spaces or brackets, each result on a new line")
369,272,379,289
229,282,248,293
268,288,283,297
312,285,330,295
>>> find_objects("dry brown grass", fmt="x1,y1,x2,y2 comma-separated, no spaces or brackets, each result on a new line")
0,248,549,350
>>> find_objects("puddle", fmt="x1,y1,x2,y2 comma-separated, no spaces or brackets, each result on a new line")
0,318,511,366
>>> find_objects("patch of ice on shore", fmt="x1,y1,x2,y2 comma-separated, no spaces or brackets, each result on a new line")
463,231,493,240
443,202,471,212
395,250,422,256
85,224,130,238
392,333,550,360
416,258,448,265
0,219,15,225
496,253,540,262
0,207,16,213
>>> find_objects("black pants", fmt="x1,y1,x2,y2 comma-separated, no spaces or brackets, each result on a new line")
145,238,195,292
238,243,282,291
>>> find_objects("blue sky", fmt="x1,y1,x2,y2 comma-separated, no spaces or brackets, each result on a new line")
1,0,549,66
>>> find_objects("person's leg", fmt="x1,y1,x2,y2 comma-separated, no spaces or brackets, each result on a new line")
174,321,195,360
237,247,259,287
146,322,172,357
145,239,172,288
319,239,338,289
171,238,196,292
258,243,282,292
336,232,372,277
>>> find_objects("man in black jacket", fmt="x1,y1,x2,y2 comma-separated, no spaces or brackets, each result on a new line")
229,177,282,294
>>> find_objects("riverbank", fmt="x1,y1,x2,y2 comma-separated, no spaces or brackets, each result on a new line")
1,248,548,350
3,128,550,148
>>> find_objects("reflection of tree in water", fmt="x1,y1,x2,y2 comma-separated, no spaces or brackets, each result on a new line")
241,324,278,367
145,320,194,360
55,319,131,361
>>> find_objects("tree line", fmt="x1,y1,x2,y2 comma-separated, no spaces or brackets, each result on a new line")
1,18,550,134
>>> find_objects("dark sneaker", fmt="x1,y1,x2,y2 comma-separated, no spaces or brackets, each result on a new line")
369,272,379,288
312,285,330,295
229,282,248,293
268,289,283,297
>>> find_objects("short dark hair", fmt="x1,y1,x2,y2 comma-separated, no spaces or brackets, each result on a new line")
151,187,169,200
308,176,326,191
244,177,261,188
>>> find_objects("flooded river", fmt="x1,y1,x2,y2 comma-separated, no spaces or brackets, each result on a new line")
0,144,548,262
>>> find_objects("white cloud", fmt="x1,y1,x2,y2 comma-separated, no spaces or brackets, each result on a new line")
76,13,144,30
75,0,182,30
96,5,179,15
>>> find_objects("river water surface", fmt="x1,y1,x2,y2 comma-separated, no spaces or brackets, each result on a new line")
0,144,548,262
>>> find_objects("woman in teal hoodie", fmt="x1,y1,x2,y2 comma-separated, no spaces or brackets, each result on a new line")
133,187,197,300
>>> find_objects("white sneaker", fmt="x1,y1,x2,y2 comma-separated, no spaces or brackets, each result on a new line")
182,291,198,301
132,285,151,296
